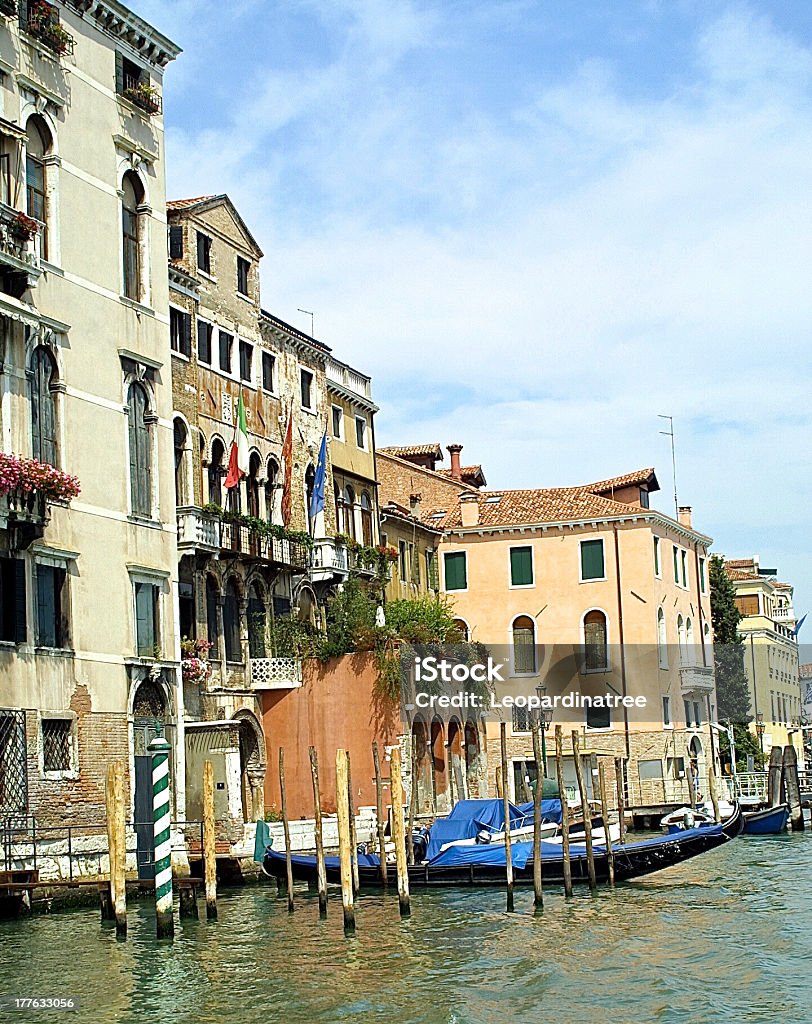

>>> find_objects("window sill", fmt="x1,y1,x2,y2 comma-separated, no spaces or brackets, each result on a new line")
120,296,155,316
581,667,611,676
579,577,608,584
171,350,191,363
237,291,253,303
509,584,535,590
584,726,613,733
301,405,318,416
127,515,162,530
35,646,74,658
198,269,217,283
41,770,79,781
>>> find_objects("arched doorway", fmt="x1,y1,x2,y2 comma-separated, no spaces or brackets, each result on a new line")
689,734,705,801
132,678,169,879
465,719,485,798
447,718,465,802
235,713,265,822
430,717,448,812
412,717,432,813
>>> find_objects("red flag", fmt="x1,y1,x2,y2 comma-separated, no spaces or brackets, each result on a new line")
280,407,293,526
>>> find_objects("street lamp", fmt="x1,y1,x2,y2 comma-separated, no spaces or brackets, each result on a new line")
535,683,553,779
756,712,765,759
710,721,737,794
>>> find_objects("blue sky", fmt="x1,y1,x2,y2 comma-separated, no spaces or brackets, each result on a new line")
140,0,811,623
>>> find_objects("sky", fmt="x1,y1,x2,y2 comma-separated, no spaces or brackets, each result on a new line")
139,0,811,623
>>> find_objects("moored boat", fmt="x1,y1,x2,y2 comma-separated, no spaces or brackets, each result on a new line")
742,803,790,835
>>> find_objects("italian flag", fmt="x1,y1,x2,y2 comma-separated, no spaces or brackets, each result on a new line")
224,391,249,489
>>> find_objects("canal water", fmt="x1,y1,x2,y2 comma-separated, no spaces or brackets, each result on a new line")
1,834,810,1024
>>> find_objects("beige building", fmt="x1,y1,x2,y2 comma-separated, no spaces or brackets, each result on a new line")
0,0,180,849
725,557,803,765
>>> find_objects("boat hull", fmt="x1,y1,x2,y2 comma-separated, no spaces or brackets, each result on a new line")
263,802,743,889
742,803,789,835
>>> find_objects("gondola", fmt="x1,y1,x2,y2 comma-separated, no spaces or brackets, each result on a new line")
742,803,789,835
261,801,743,890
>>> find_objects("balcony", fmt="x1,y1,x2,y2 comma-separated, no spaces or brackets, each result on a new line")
177,507,221,554
774,605,795,621
0,0,18,18
0,205,44,289
122,74,162,117
177,508,309,571
311,537,350,581
325,357,372,401
679,664,715,695
24,2,75,56
0,489,48,549
250,657,303,691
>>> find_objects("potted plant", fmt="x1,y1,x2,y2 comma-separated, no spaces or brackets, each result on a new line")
11,212,39,242
180,637,213,685
27,0,73,55
123,79,161,115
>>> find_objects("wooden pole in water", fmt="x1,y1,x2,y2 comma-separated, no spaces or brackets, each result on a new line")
782,745,804,831
104,763,117,925
278,748,294,912
389,746,411,918
614,757,627,845
686,750,698,808
406,744,417,866
707,763,721,824
104,762,126,935
346,751,360,895
335,749,356,934
202,759,218,920
554,726,573,897
598,761,615,886
767,746,784,807
309,746,328,916
572,732,596,892
372,741,388,885
149,733,174,939
499,722,514,912
495,765,503,798
530,715,544,910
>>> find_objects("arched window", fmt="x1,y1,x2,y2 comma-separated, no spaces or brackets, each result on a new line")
512,615,536,674
344,485,356,540
206,575,220,655
360,491,373,545
247,582,266,659
247,452,261,518
208,439,225,507
173,417,189,506
127,382,152,516
265,457,279,523
223,578,241,663
657,607,668,669
584,610,608,672
452,618,469,642
686,617,694,666
121,171,144,300
677,614,686,664
305,464,316,533
334,482,344,533
26,116,51,260
30,346,57,466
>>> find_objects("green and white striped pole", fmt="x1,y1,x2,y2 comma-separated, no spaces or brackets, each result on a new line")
148,729,174,939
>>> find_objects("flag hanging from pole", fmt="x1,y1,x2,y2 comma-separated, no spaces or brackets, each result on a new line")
794,612,807,638
280,407,293,525
308,426,328,527
224,390,249,489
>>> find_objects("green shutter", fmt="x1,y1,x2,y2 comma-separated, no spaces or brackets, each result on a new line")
14,558,27,644
580,540,604,580
444,552,467,591
653,536,660,575
135,582,154,656
673,546,680,583
510,546,533,586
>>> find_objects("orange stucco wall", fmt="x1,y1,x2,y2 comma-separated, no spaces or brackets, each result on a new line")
262,653,400,819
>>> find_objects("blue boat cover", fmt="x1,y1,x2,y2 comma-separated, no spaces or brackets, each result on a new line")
425,798,564,860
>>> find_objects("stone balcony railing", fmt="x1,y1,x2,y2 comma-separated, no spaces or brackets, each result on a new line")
249,657,303,690
0,488,48,549
773,606,795,621
325,357,372,400
679,664,715,695
176,507,309,570
0,204,44,287
177,507,221,552
311,537,350,578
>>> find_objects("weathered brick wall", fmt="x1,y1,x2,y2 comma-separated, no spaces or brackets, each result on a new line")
378,451,474,516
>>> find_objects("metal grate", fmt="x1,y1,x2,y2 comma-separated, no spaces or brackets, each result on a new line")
0,710,28,814
42,719,71,772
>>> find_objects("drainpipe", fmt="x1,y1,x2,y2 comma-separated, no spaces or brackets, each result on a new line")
612,525,631,761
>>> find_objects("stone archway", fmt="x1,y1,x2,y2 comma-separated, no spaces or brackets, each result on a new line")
235,711,265,823
689,734,705,801
447,718,465,802
412,717,432,813
431,717,448,813
465,719,487,798
131,677,170,879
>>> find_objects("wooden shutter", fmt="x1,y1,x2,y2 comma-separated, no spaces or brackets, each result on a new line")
510,546,532,586
115,51,124,95
36,564,55,647
14,558,27,644
128,384,151,516
445,552,466,591
31,348,56,466
581,540,604,580
181,312,191,356
169,224,183,260
135,582,154,655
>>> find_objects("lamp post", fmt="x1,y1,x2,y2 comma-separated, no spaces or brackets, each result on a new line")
535,684,553,779
756,712,765,760
710,721,737,798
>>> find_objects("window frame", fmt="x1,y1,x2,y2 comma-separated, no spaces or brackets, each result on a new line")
170,306,192,358
237,255,250,296
354,415,367,450
197,319,213,365
196,230,212,275
218,330,233,373
585,701,612,732
662,695,672,728
331,404,344,440
653,535,661,578
39,713,78,780
261,351,276,394
582,608,610,673
509,544,534,589
579,538,606,583
511,614,537,676
127,381,153,519
300,367,315,412
443,550,468,593
34,559,69,650
132,577,162,660
238,339,253,384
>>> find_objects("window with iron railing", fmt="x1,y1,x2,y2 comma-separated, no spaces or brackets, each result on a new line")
22,1,75,56
116,53,162,115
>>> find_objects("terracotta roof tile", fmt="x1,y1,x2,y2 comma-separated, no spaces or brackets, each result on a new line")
380,444,443,459
438,464,484,478
433,486,648,529
167,195,218,211
799,663,812,677
585,468,657,493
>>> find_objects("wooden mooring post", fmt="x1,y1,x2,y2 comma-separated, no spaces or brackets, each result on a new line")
767,746,784,807
178,880,198,920
530,716,544,910
707,764,721,824
336,749,356,934
309,746,328,917
104,761,127,936
554,726,573,898
783,745,805,831
389,746,411,918
499,722,514,912
203,759,218,920
614,757,627,845
149,733,174,940
406,745,418,866
572,732,596,892
346,751,360,896
598,762,615,886
372,741,388,886
278,748,295,912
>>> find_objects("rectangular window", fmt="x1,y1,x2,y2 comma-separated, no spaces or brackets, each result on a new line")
699,558,706,593
170,308,191,357
239,340,253,382
262,352,276,392
510,546,533,587
684,699,693,727
693,701,702,726
0,152,10,206
639,488,650,508
639,758,664,781
219,331,233,372
36,564,66,649
300,368,314,409
197,320,212,364
667,756,686,779
331,405,343,439
426,549,439,591
673,545,680,584
168,224,183,260
134,581,160,658
681,550,688,587
42,719,72,773
580,539,605,581
355,416,366,449
653,536,660,577
512,705,531,734
586,703,611,730
122,204,139,300
662,696,672,727
735,595,759,617
444,551,467,592
0,557,27,644
196,231,212,274
237,256,250,295
398,541,408,583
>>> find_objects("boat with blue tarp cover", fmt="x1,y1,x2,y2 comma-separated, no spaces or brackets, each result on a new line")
259,798,743,888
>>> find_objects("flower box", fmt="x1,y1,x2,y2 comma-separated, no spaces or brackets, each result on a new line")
123,84,162,116
10,212,39,242
0,453,81,503
26,2,75,56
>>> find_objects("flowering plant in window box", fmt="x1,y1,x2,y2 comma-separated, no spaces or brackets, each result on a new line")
123,80,162,115
27,2,74,55
11,212,40,241
181,637,213,684
0,453,81,503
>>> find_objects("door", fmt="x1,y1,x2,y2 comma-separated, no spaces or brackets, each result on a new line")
134,754,154,880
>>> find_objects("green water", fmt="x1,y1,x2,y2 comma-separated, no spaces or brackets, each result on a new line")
1,835,810,1024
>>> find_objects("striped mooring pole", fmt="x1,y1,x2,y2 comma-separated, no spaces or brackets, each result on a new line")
148,730,174,939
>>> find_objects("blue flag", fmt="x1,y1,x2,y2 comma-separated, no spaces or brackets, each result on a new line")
308,428,327,526
794,612,807,637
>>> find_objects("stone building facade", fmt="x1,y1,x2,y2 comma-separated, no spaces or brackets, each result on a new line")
0,0,180,849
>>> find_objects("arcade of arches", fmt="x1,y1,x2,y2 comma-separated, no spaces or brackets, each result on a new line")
410,715,488,814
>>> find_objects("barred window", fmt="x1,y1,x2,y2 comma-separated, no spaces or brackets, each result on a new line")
512,615,536,674
583,610,608,671
512,705,531,734
42,718,71,772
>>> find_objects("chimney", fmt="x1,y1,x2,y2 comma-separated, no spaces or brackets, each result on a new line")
447,443,463,481
678,506,693,529
409,492,422,517
460,492,479,528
